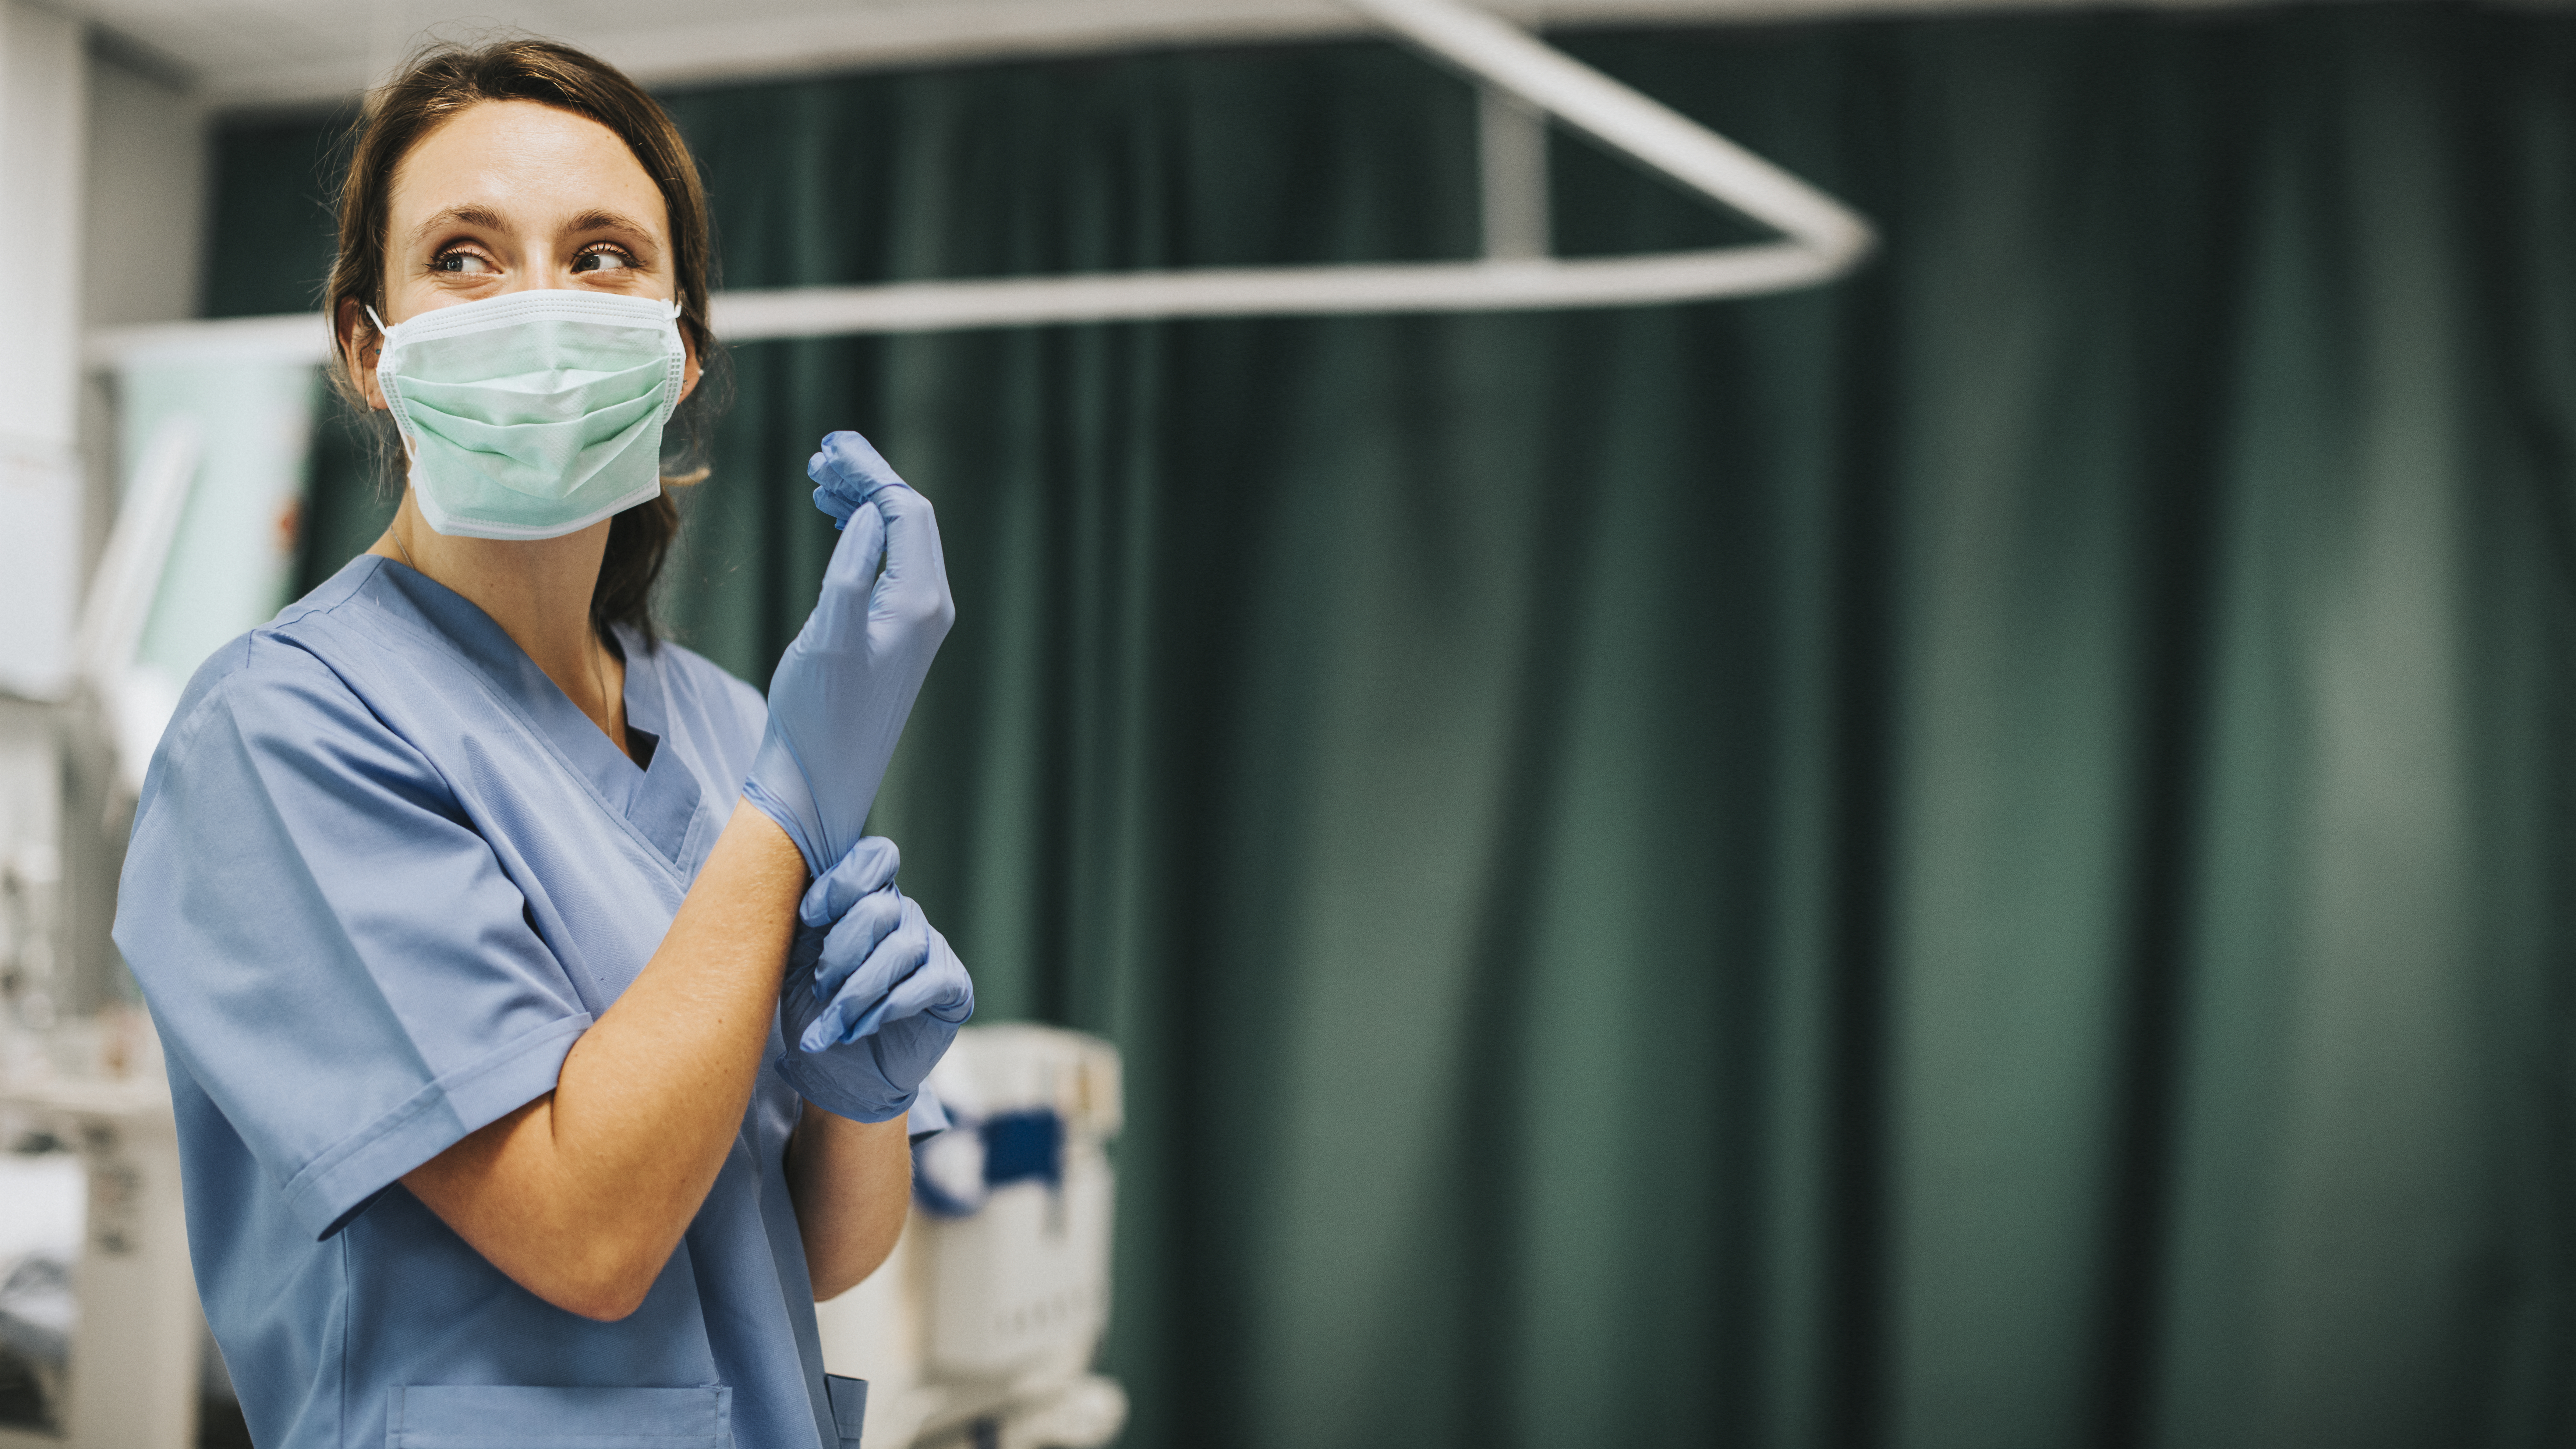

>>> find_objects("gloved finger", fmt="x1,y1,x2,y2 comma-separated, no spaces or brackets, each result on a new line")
809,467,858,529
818,497,888,606
812,885,906,1002
811,485,857,531
809,993,894,1055
801,898,933,1051
786,920,827,981
808,431,908,520
866,486,952,631
799,835,902,928
864,1010,961,1100
877,927,974,1025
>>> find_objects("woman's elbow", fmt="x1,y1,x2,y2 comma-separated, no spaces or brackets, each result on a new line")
811,1226,901,1304
551,1278,653,1323
519,1239,670,1322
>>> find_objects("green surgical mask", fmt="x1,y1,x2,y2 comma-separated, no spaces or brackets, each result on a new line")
371,290,688,541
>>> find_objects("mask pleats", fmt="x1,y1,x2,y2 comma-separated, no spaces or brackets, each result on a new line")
376,290,686,537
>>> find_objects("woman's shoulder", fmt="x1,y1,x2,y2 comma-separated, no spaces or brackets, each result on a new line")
170,553,530,738
163,619,364,747
152,638,387,781
167,557,403,712
141,570,442,816
170,561,393,711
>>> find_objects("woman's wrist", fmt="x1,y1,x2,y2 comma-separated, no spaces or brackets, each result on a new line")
722,797,809,885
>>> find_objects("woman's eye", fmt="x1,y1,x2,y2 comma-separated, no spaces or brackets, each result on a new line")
573,248,637,273
433,250,494,274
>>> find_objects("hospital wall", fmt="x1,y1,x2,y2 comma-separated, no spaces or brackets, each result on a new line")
175,6,2576,1448
0,17,208,1030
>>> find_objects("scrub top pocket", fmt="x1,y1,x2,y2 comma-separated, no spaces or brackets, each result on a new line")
385,1384,734,1448
823,1375,868,1446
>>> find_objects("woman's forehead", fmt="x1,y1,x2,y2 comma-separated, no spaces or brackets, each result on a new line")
390,99,668,237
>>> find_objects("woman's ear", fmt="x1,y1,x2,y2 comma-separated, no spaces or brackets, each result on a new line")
677,326,701,405
335,298,388,411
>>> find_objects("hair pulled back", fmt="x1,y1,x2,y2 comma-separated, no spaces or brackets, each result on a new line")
325,37,726,647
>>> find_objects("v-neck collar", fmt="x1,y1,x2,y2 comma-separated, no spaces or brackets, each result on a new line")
352,556,705,867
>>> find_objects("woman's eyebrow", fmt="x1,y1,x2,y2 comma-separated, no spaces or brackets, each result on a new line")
567,209,657,240
407,204,508,245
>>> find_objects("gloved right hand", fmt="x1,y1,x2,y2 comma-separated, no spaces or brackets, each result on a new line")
742,432,955,878
776,836,974,1124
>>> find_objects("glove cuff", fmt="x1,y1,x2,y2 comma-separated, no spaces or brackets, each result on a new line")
742,727,828,877
774,1050,914,1124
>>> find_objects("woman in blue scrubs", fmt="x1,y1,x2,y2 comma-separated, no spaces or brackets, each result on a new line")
112,40,965,1449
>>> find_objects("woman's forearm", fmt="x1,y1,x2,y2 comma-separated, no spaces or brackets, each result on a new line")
403,799,806,1319
786,1102,913,1300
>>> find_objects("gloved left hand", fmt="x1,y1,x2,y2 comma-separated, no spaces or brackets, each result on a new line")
776,836,975,1124
742,432,953,879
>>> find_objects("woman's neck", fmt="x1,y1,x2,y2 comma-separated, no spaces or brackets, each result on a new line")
370,493,631,757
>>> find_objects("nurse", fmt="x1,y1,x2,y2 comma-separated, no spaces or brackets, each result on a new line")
112,39,967,1449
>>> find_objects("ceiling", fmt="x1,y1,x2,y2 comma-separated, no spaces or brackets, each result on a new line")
60,0,2338,111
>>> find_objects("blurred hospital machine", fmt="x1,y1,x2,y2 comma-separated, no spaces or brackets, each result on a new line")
0,1021,1125,1449
0,0,1870,1443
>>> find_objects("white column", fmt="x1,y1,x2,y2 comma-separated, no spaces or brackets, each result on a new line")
0,0,88,701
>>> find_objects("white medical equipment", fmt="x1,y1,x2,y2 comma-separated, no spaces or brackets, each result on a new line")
0,1019,209,1449
820,1025,1126,1449
0,1020,1127,1449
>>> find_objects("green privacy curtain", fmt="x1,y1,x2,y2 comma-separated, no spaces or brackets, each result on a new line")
217,5,2573,1445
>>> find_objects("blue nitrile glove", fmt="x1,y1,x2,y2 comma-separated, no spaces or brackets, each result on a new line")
809,430,898,531
777,836,975,1124
742,432,955,878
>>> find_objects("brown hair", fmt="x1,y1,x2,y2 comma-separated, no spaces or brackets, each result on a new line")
325,37,727,648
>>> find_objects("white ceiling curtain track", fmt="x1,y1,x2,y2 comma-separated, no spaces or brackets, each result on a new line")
86,0,1875,368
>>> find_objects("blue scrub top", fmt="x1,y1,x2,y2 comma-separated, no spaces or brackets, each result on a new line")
114,555,861,1449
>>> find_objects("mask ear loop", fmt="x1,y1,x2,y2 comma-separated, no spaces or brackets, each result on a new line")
661,298,689,416
362,305,424,484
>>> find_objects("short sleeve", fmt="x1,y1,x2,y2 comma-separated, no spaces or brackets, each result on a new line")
116,637,592,1239
908,1084,949,1142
